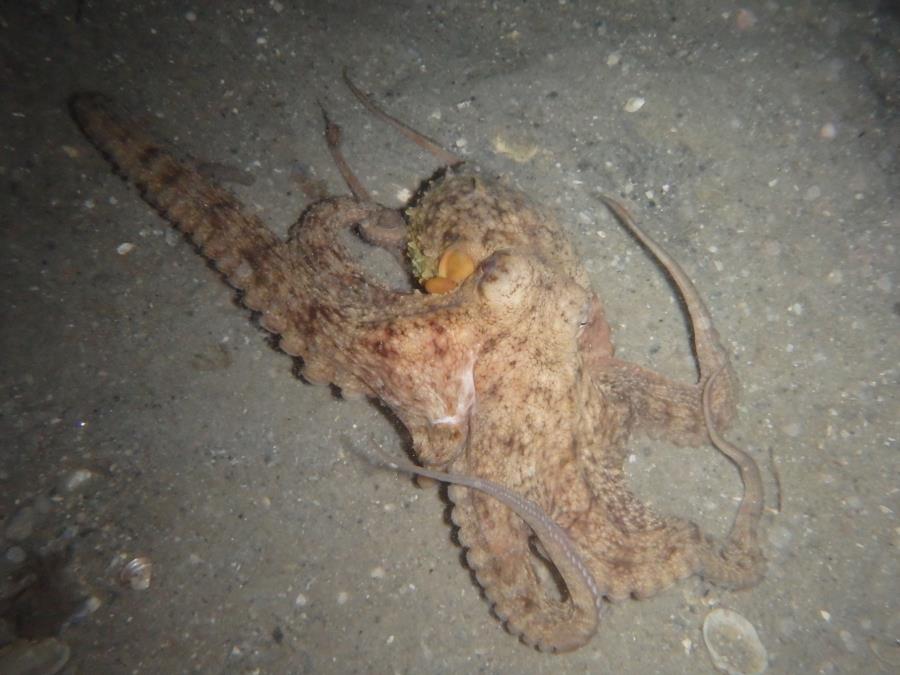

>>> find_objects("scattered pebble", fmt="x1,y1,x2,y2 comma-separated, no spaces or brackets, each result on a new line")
703,608,768,675
61,469,94,493
185,11,197,22
5,546,26,564
61,145,79,159
5,506,35,541
294,592,308,607
607,51,621,66
116,242,135,256
624,97,645,113
336,591,349,605
735,9,757,31
819,123,837,139
370,565,386,579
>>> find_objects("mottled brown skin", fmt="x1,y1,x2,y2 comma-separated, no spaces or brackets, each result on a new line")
69,92,764,652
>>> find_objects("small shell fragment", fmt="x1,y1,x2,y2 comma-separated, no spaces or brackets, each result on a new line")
491,134,539,163
116,242,136,256
624,97,646,113
120,556,153,590
62,468,95,493
703,608,768,675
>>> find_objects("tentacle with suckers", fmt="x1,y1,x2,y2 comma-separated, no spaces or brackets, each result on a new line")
360,445,604,652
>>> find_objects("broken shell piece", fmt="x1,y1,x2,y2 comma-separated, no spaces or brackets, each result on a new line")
491,134,539,163
624,97,645,113
120,556,153,590
703,608,768,675
61,468,95,493
424,276,458,295
437,248,475,283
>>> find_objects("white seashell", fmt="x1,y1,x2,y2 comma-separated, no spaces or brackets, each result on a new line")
703,608,768,675
120,556,152,590
624,97,645,113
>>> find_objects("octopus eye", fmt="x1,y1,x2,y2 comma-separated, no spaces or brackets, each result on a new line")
477,252,534,308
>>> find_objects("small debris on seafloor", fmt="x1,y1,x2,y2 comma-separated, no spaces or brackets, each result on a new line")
6,546,26,564
624,97,645,113
491,134,539,163
67,595,102,626
116,242,135,256
735,9,757,31
119,556,153,590
61,468,95,493
703,608,768,675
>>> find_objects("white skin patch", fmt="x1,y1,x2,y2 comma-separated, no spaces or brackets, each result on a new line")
431,354,476,426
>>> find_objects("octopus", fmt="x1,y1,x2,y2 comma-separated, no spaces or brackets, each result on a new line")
69,75,765,653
